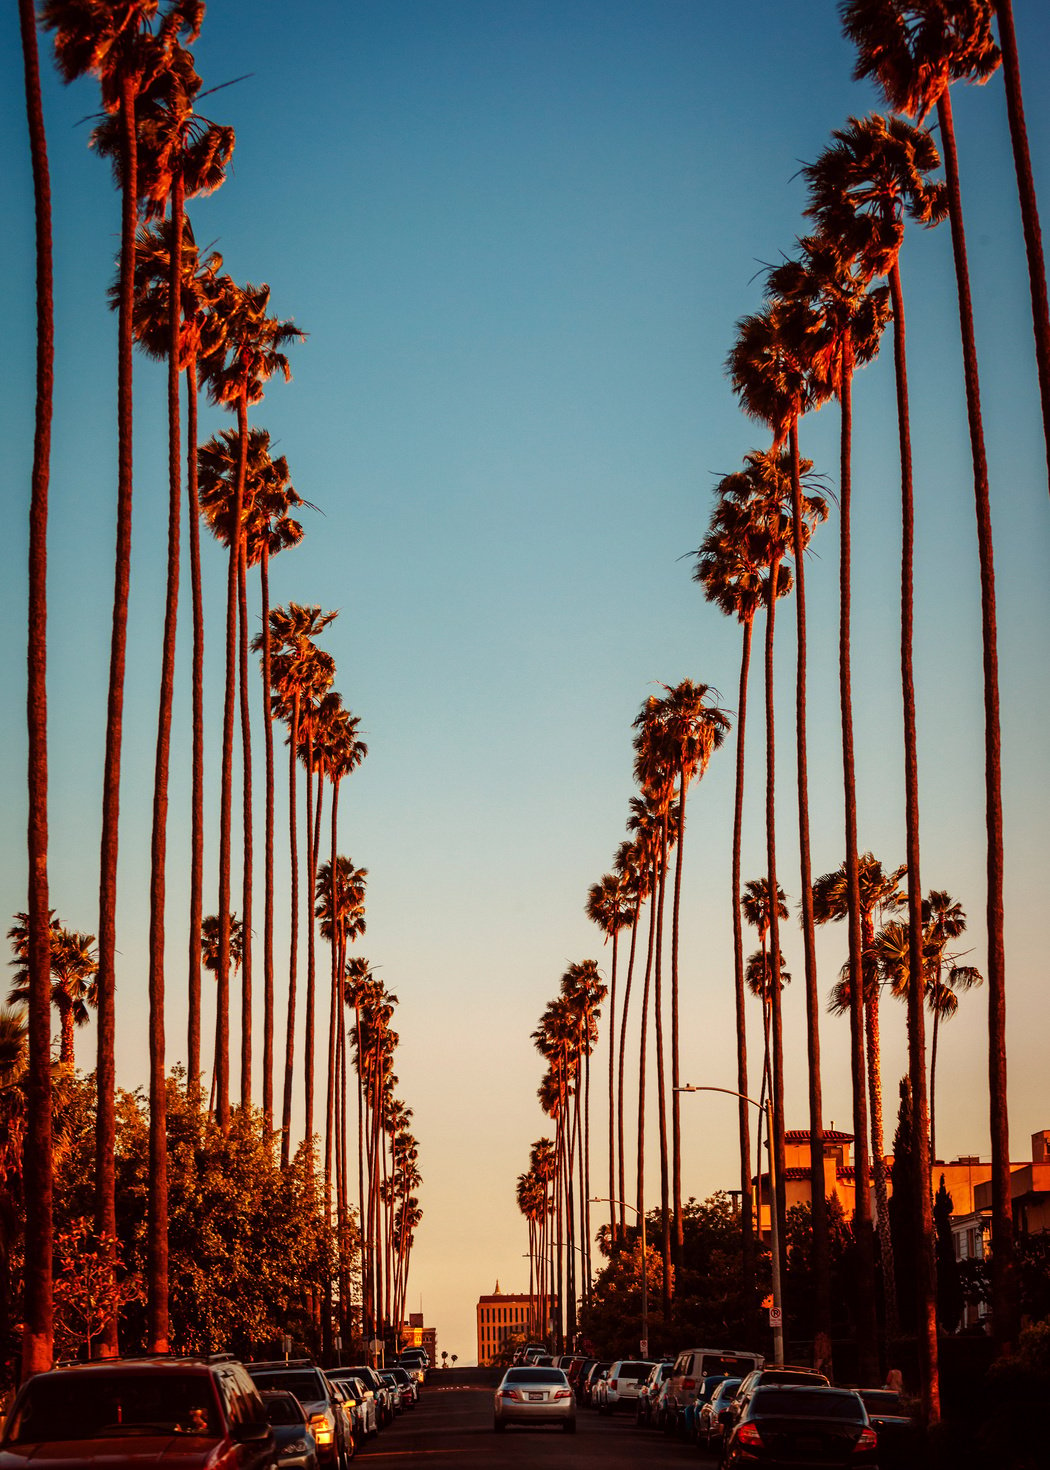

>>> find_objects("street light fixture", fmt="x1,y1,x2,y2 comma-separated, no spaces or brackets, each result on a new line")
675,1084,784,1365
590,1196,648,1358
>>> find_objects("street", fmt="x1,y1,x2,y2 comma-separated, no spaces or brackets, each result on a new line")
358,1373,709,1467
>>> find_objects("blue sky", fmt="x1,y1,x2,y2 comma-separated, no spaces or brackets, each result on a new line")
3,0,1050,1361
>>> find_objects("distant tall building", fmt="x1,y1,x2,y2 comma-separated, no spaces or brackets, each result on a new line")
399,1312,437,1361
475,1281,538,1366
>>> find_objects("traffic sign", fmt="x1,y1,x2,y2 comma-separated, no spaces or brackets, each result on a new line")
768,1306,782,1324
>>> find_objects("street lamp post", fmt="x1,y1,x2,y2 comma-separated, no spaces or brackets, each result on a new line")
591,1196,648,1357
676,1084,784,1365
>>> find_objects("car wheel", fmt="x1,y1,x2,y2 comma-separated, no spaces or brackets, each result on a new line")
563,1418,577,1434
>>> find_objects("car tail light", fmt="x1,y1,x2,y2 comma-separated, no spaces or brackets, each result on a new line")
853,1427,878,1452
309,1413,333,1445
683,1377,695,1390
609,1379,618,1390
501,1389,522,1401
736,1423,763,1447
554,1389,572,1400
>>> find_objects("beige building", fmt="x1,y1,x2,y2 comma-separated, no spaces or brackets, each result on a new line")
475,1282,535,1366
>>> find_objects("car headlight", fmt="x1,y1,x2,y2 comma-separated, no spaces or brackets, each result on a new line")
281,1439,310,1456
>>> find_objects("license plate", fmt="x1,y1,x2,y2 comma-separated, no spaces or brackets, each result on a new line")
529,1392,544,1401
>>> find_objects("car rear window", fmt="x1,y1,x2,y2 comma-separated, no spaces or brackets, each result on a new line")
263,1392,306,1427
752,1388,865,1420
4,1372,220,1444
618,1362,651,1377
248,1369,325,1404
505,1368,568,1385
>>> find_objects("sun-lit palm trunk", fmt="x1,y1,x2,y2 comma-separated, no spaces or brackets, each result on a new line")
186,355,204,1101
96,71,140,1357
260,544,275,1132
787,420,831,1344
237,531,253,1110
995,0,1050,496
144,163,187,1356
731,617,755,1291
762,546,788,1293
19,0,54,1377
607,926,618,1241
281,690,301,1167
937,86,1016,1356
616,888,642,1234
635,857,658,1232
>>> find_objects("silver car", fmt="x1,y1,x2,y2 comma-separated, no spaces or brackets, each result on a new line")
493,1366,576,1433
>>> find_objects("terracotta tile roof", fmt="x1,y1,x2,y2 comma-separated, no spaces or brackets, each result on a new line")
785,1129,854,1144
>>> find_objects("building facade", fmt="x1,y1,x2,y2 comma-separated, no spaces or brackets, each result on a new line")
475,1282,536,1366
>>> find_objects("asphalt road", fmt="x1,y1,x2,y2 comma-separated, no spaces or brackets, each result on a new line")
356,1376,712,1467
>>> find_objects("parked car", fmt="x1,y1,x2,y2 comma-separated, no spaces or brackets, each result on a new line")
262,1389,321,1469
682,1372,732,1441
697,1375,742,1452
595,1358,656,1414
723,1385,877,1468
394,1353,426,1388
337,1365,392,1425
493,1366,576,1433
330,1377,377,1442
664,1348,763,1436
580,1362,609,1407
378,1371,403,1414
721,1365,830,1445
0,1354,276,1470
386,1366,418,1406
245,1359,353,1469
857,1388,922,1468
636,1361,673,1425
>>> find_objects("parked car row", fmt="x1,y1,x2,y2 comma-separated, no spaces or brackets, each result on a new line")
0,1349,423,1470
549,1343,921,1467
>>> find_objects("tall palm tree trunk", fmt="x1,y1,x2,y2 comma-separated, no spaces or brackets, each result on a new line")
237,531,253,1110
19,0,54,1377
670,772,687,1265
732,618,755,1292
97,73,140,1356
281,694,301,1168
788,421,831,1345
186,355,204,1102
260,547,275,1132
995,0,1050,497
835,352,879,1384
304,739,318,1144
145,164,186,1354
763,550,788,1295
214,389,248,1132
937,88,1016,1356
607,928,618,1244
652,830,672,1312
617,895,642,1233
636,869,658,1229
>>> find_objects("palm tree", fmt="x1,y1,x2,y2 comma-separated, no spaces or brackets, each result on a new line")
8,915,98,1069
993,1,1050,494
585,871,634,1244
245,453,306,1133
203,278,304,1130
612,839,648,1236
559,959,607,1298
814,852,907,1333
841,0,1015,1368
317,852,366,1204
803,105,948,1394
260,605,336,1163
18,0,55,1378
41,0,202,1359
695,487,766,1289
922,890,983,1164
636,681,729,1265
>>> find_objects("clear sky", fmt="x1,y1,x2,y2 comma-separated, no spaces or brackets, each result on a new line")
3,0,1050,1364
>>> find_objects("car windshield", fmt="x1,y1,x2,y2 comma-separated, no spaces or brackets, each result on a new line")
752,1388,864,1420
860,1390,905,1413
504,1369,567,1385
4,1373,220,1444
714,1379,742,1402
248,1369,324,1404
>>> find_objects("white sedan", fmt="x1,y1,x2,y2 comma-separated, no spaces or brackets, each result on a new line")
493,1366,576,1433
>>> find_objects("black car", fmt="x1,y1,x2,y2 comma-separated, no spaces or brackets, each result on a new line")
246,1360,353,1469
858,1388,921,1468
0,1354,275,1470
724,1385,877,1469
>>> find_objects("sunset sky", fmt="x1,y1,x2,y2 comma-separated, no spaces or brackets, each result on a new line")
3,0,1050,1361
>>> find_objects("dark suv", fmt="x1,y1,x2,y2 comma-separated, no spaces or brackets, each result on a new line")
0,1353,275,1468
245,1361,352,1468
